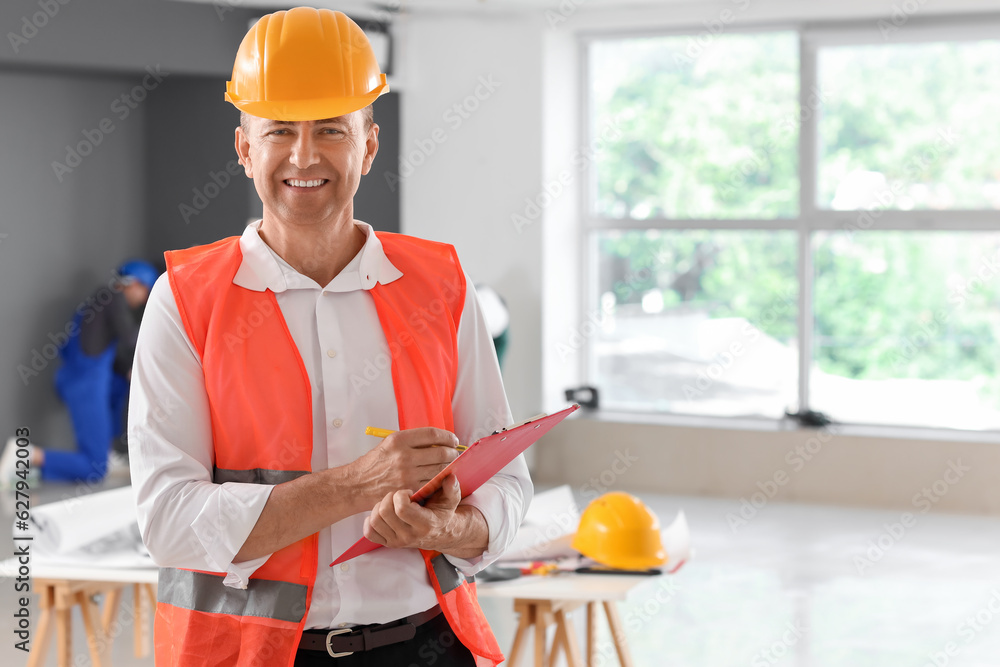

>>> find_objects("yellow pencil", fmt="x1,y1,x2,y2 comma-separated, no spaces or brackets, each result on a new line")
365,426,467,451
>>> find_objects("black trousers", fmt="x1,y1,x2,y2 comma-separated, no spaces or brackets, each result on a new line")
294,612,477,667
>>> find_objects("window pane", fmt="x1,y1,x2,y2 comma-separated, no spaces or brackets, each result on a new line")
589,32,800,220
812,231,1000,429
817,40,1000,210
590,230,798,417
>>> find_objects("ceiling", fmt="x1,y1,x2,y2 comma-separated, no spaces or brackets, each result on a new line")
168,0,708,19
166,0,1000,29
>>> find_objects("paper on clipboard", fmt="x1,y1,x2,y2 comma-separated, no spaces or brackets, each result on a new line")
331,404,579,565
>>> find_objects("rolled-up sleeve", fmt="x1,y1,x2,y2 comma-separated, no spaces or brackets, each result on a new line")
445,275,533,575
128,275,274,589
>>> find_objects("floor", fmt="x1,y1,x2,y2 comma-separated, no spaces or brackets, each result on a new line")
2,479,999,666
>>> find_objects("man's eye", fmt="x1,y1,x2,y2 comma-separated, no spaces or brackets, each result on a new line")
270,129,289,136
322,128,341,134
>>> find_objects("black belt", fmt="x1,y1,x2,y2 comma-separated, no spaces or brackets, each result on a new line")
298,605,442,658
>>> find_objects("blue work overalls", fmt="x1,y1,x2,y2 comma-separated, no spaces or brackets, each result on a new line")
47,311,130,482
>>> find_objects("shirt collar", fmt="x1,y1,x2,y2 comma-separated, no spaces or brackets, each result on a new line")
233,219,403,293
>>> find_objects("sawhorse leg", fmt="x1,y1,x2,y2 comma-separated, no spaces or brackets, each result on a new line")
583,601,634,667
507,599,585,667
30,579,153,667
26,584,54,667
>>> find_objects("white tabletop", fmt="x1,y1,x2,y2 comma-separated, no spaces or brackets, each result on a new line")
0,557,159,585
476,571,660,602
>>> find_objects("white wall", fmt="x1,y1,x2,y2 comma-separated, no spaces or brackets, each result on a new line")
395,0,1000,515
396,13,546,422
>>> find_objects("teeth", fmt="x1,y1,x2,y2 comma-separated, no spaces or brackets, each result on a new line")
287,179,324,187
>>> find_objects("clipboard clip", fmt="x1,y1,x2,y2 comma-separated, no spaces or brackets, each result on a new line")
492,409,574,435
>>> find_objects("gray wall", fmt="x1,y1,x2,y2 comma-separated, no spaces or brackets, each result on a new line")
0,0,260,449
145,75,251,256
356,91,401,233
0,0,258,75
0,68,148,447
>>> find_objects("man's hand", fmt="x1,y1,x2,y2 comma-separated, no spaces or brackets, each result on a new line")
363,474,489,559
348,428,460,508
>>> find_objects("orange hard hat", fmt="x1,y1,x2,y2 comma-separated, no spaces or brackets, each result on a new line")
572,492,668,570
225,7,389,121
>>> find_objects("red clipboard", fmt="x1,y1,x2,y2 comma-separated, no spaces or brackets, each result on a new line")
331,404,579,565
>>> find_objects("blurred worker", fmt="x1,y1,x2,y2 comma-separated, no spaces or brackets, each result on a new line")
128,8,530,667
0,260,158,487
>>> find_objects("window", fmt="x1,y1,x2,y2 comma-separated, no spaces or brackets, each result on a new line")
583,24,1000,430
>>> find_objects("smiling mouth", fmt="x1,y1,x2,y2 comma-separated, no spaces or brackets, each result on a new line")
284,179,328,188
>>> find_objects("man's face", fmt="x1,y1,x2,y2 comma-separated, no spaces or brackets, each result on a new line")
234,111,379,227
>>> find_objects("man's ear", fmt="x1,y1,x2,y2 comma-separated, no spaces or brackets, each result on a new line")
361,122,380,176
235,125,253,178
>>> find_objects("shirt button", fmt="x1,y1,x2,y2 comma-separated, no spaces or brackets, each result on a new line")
327,349,337,358
333,418,344,428
340,563,350,573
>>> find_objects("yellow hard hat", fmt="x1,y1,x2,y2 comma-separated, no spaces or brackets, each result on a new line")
225,7,389,121
572,492,668,570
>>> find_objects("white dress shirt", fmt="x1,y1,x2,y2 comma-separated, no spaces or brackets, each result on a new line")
128,220,532,629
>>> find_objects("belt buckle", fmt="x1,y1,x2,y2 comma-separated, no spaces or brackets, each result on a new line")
325,628,355,658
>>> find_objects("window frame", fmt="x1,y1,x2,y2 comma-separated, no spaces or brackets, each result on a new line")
578,17,1000,430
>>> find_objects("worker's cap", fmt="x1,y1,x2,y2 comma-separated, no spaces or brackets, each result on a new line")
117,260,160,290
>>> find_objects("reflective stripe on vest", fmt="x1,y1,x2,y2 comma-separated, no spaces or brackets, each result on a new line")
214,467,309,485
158,568,307,623
431,553,473,595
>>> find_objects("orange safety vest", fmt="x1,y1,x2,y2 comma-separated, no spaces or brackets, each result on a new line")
155,232,504,667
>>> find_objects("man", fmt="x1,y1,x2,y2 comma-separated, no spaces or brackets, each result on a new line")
128,7,531,667
1,260,157,487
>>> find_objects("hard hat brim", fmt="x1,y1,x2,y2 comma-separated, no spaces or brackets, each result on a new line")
225,78,388,122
